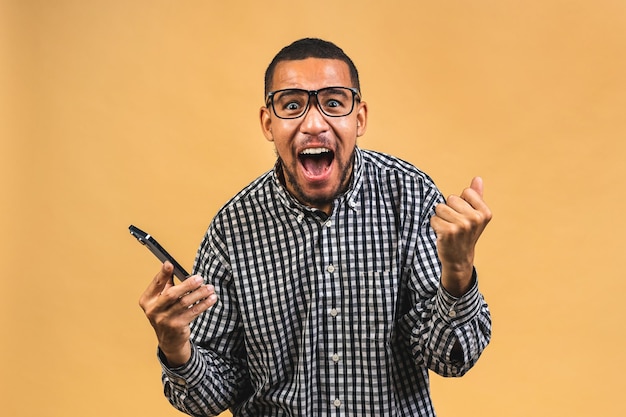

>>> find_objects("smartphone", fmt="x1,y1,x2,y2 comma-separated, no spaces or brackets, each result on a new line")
129,225,190,281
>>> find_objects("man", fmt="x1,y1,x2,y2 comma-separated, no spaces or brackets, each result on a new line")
139,38,492,416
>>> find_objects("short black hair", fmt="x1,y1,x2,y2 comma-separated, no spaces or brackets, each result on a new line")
264,38,360,97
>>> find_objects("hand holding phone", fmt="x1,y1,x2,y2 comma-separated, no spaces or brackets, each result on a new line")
129,225,190,281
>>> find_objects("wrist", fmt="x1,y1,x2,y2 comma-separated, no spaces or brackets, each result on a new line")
159,341,192,368
441,265,475,297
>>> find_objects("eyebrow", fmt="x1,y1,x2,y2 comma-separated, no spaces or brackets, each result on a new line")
275,89,308,98
319,87,350,97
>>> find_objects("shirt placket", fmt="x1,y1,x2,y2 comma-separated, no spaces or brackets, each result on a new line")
318,210,346,416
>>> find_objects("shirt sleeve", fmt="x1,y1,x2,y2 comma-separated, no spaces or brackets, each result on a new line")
159,343,245,417
422,268,491,376
158,224,249,417
403,264,491,377
405,181,492,377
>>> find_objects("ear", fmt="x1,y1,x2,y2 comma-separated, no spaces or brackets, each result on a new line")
260,106,274,142
356,101,368,137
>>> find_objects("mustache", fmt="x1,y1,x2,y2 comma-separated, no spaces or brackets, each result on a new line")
298,135,334,148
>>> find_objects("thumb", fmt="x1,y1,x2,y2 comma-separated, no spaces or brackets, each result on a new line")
139,261,175,312
470,176,484,198
147,261,175,297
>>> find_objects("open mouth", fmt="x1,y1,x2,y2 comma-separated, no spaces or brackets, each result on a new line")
298,147,335,177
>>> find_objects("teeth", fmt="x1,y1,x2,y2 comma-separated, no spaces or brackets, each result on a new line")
300,148,330,155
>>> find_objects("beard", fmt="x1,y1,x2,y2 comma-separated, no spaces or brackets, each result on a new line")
277,149,355,211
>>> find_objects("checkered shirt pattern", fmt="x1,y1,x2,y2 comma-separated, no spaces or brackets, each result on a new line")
159,148,491,416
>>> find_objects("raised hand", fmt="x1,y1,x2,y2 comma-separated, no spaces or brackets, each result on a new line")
430,177,493,296
139,261,218,366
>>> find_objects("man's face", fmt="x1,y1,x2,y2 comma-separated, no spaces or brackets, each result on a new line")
260,58,368,214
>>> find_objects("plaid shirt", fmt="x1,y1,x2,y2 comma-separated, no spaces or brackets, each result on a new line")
160,148,491,416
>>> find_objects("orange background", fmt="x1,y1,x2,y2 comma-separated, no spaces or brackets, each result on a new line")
2,1,625,416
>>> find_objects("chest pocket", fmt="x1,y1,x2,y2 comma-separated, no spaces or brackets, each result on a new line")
358,270,399,343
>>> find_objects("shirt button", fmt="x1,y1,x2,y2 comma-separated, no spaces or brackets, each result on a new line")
333,399,341,407
448,310,457,318
331,353,340,362
325,220,332,228
327,264,335,273
329,308,339,317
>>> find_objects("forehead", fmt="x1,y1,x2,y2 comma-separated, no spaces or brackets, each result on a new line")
271,58,352,91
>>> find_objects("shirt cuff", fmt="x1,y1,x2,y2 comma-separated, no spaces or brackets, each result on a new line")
158,344,206,389
435,268,482,326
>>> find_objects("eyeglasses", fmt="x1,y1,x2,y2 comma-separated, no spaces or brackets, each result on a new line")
266,86,361,119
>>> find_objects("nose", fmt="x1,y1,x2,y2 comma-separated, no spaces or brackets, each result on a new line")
299,97,330,134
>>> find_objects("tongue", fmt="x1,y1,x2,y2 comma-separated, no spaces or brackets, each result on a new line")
301,155,331,177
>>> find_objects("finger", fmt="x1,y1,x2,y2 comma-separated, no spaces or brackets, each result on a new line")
433,201,462,223
161,275,208,303
458,177,484,207
178,284,218,311
167,284,218,325
429,212,447,234
460,191,491,222
431,202,477,237
145,261,175,299
470,176,484,198
460,178,491,216
139,262,176,312
433,193,491,230
445,194,473,213
179,291,219,323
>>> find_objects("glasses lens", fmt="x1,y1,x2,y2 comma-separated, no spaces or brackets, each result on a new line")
317,87,356,117
270,87,358,119
272,90,310,119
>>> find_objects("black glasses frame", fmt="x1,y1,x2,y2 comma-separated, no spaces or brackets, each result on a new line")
266,86,361,119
